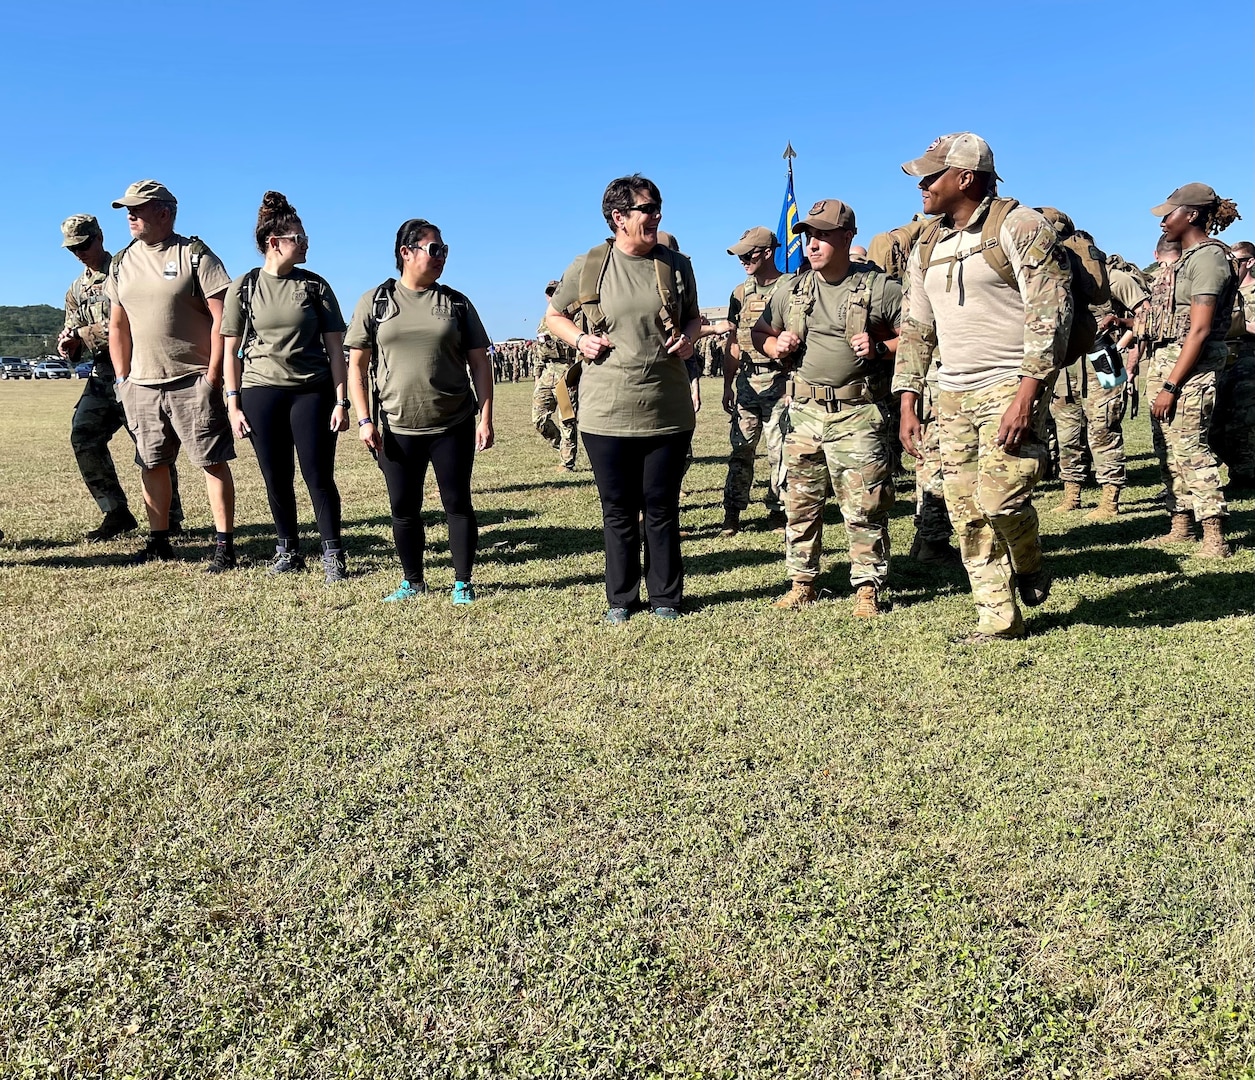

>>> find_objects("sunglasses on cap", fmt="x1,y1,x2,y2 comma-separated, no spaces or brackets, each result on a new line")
406,241,449,258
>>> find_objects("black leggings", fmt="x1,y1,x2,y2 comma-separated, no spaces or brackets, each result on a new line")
377,415,478,583
582,430,691,610
241,383,341,543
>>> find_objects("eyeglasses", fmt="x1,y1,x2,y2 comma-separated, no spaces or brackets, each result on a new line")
738,249,768,263
406,242,449,259
626,202,662,216
273,233,308,245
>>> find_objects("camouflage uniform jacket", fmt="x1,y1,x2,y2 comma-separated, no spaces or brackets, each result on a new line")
64,255,113,377
533,317,576,367
894,197,1071,397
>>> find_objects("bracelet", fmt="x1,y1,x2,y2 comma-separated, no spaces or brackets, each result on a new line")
336,399,350,409
574,333,586,351
114,375,127,386
358,417,374,428
225,390,240,398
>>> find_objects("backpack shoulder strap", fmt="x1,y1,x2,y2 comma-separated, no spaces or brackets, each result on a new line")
979,199,1019,289
566,241,614,333
185,236,209,300
652,246,684,336
844,266,878,346
109,239,139,284
441,284,473,343
235,267,263,360
784,269,817,340
371,278,398,326
914,218,946,275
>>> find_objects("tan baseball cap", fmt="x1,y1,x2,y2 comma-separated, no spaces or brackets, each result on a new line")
111,179,177,208
793,199,856,234
1150,183,1218,217
901,133,1000,179
727,226,777,256
61,214,102,248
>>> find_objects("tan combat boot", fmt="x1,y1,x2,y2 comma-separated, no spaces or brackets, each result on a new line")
852,585,881,618
1053,481,1082,512
1084,485,1121,522
1144,511,1194,546
773,581,817,609
1197,517,1233,559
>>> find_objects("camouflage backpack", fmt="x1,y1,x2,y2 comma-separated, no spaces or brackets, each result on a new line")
915,199,1101,366
867,215,936,282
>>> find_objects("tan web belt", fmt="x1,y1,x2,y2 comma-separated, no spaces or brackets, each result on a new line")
788,377,881,411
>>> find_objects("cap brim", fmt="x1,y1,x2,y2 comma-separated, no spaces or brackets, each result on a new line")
1149,201,1176,217
902,154,944,177
728,242,757,255
111,196,153,208
61,237,83,248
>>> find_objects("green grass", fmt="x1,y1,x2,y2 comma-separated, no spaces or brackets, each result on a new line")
0,380,1252,1079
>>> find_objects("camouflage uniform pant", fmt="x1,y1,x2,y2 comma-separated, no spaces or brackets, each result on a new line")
781,397,893,588
71,376,183,521
913,376,952,542
1050,362,1127,487
1147,344,1226,521
723,371,788,512
938,377,1050,636
1209,353,1255,480
532,362,578,469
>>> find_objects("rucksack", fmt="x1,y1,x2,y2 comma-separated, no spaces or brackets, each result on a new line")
868,215,937,282
1105,253,1151,290
111,235,211,300
562,240,686,338
234,267,330,360
782,265,882,350
915,199,1104,366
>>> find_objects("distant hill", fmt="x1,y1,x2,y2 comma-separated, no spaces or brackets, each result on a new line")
0,305,64,358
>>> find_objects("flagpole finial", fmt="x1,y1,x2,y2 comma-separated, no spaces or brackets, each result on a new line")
782,141,796,160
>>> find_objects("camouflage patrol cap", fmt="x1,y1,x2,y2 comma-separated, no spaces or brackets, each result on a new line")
545,279,561,296
1150,183,1219,217
111,179,177,208
727,226,778,256
60,214,102,248
901,133,1001,180
793,199,856,234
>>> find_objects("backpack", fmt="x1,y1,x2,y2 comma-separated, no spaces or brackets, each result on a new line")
562,240,686,338
915,199,1102,366
782,265,882,350
867,215,936,282
234,267,330,361
111,235,211,300
1106,253,1151,290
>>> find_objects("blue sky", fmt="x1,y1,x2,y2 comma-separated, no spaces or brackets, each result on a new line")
4,0,1252,342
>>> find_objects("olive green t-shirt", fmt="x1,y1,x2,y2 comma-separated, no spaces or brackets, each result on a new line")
221,268,347,389
1107,267,1150,317
550,245,699,437
344,280,490,436
763,268,902,388
1174,242,1237,343
103,233,232,385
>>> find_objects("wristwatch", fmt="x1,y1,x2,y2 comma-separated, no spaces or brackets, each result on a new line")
873,340,888,358
1161,381,1181,396
336,398,351,409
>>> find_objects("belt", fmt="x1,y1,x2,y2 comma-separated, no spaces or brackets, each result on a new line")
788,376,883,412
743,360,782,374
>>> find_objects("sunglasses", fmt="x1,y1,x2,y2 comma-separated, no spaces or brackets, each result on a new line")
738,248,768,263
273,234,309,245
626,202,662,216
67,239,94,253
406,242,449,258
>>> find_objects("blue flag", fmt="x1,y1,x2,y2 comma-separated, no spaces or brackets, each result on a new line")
775,170,802,273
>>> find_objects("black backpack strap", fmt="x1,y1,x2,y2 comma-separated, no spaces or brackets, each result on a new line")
186,236,208,301
235,267,263,360
109,239,138,285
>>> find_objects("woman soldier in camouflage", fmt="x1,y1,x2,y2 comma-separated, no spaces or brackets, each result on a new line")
1143,184,1241,557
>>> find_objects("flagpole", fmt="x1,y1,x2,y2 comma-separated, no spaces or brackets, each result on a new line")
782,141,797,271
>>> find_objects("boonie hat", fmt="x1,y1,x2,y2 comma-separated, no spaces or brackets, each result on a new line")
61,214,102,248
111,179,178,208
793,199,856,234
545,279,561,295
728,226,778,256
1150,183,1219,217
901,133,1001,180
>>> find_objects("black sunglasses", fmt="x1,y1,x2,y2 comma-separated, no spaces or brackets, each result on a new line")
625,202,662,216
67,239,94,253
738,248,768,262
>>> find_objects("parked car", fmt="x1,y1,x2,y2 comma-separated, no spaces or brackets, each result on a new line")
74,361,94,379
33,360,72,380
1,357,32,379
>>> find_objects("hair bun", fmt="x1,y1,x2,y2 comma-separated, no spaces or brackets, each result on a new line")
261,190,293,216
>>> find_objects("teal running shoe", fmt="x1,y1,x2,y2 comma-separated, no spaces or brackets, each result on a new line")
451,580,475,605
383,579,426,603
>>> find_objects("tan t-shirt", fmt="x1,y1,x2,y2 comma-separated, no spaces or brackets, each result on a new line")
763,268,901,388
222,268,347,389
344,280,490,436
1107,267,1150,317
103,234,231,385
1173,241,1236,343
550,245,699,437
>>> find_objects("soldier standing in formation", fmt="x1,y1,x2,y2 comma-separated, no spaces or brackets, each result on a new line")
58,214,183,541
1213,240,1255,489
720,227,792,536
531,279,580,472
753,200,901,617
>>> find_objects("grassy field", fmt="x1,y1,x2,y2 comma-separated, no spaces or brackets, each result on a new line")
0,379,1251,1079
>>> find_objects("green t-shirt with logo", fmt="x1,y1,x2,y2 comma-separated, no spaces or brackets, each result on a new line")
550,246,699,437
344,280,490,436
221,268,347,389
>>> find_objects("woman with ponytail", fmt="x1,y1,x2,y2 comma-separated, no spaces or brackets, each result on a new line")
1144,183,1241,557
222,192,351,582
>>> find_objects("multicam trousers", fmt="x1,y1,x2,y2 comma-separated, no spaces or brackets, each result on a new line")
532,362,578,470
1210,353,1255,481
1147,344,1227,521
913,374,952,543
724,370,788,512
938,376,1050,636
781,397,893,588
1050,362,1127,487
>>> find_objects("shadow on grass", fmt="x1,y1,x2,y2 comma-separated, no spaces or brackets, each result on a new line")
1043,569,1252,629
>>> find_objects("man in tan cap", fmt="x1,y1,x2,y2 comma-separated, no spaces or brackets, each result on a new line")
720,226,793,534
58,213,183,541
105,180,236,570
893,133,1072,642
531,278,580,471
752,200,902,616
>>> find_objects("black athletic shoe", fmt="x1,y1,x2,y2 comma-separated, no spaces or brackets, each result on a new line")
322,550,347,584
132,537,174,565
205,545,237,574
267,550,306,575
86,508,139,542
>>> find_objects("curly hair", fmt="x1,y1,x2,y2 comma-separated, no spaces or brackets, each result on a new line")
255,190,301,254
1201,197,1242,236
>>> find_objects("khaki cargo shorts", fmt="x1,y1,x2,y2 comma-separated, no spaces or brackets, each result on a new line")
121,372,235,469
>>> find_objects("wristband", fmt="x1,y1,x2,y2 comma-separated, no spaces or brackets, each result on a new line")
1162,381,1181,396
358,418,374,428
225,390,240,399
575,333,586,351
336,399,351,409
114,375,127,386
